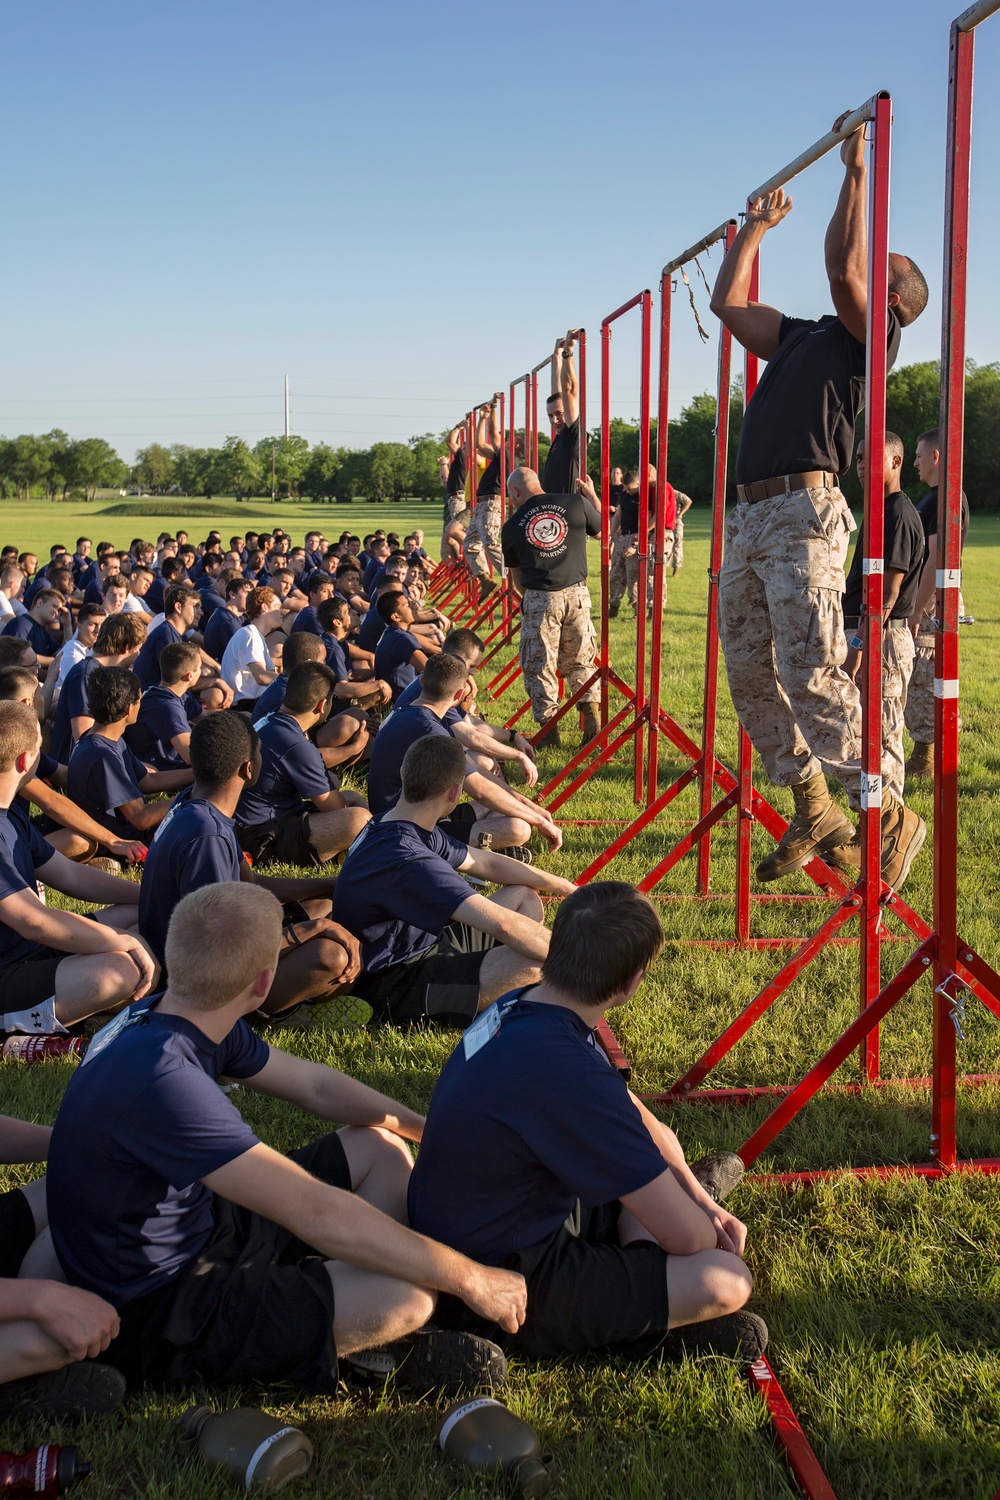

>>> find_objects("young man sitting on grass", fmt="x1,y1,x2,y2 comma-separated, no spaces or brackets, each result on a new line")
0,701,157,1036
126,641,204,771
334,734,576,1028
0,665,145,868
139,710,366,1022
408,881,766,1364
66,667,193,845
0,1111,125,1421
134,585,230,708
374,592,441,702
49,611,148,764
44,883,525,1395
253,627,375,775
235,660,370,867
219,584,283,706
367,653,560,855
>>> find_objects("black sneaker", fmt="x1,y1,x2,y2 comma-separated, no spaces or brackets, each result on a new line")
689,1151,745,1204
655,1311,768,1364
0,1362,126,1421
494,845,533,864
345,1330,507,1396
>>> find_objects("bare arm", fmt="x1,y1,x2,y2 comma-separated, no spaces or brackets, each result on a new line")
619,1167,718,1256
203,1145,528,1333
139,767,193,793
709,192,791,359
560,331,579,426
113,794,175,833
35,846,143,906
19,782,146,861
463,767,563,850
450,891,551,962
0,1115,52,1163
243,1048,425,1142
628,1090,746,1255
909,536,937,636
457,844,576,897
825,116,868,342
0,888,155,997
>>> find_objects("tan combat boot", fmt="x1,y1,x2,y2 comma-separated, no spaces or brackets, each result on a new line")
580,706,600,746
905,742,934,779
826,791,927,892
756,775,854,882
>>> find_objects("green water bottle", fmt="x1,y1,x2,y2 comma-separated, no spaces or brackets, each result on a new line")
438,1397,552,1496
175,1405,313,1492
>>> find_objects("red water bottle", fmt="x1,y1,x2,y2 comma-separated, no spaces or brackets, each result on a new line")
1,1037,86,1064
0,1444,91,1495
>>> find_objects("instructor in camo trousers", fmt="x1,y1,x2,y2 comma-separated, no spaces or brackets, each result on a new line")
503,466,601,749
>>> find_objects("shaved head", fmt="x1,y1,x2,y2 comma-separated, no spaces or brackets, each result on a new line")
506,466,544,504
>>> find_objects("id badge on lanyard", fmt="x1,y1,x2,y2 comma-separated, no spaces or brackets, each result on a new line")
461,995,518,1063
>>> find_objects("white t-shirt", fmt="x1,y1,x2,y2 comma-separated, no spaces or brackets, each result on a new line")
120,594,150,615
0,594,25,621
220,623,273,701
54,636,91,690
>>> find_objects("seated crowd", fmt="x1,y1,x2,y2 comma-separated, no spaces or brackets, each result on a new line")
0,524,762,1425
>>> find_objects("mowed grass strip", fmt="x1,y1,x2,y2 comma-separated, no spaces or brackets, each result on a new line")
0,503,998,1497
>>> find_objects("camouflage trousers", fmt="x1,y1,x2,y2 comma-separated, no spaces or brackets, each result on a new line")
672,514,685,572
718,485,896,810
876,620,916,804
463,496,504,580
609,532,674,613
519,582,598,724
903,593,965,745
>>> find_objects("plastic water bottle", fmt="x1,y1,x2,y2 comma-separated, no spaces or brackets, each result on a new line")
0,1444,91,1496
438,1398,552,1496
175,1406,313,1493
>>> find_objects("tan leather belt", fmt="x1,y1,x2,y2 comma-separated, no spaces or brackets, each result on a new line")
736,471,837,504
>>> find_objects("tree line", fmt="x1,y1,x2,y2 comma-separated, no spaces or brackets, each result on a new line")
1,360,996,509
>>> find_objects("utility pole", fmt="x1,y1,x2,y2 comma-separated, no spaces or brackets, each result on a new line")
271,440,276,502
284,373,290,439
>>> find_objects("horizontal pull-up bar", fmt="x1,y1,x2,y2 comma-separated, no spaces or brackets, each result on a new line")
746,91,888,203
531,355,554,374
956,0,1000,31
603,290,651,327
662,221,737,278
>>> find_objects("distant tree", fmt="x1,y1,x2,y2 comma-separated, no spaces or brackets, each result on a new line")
253,435,309,499
134,443,174,493
218,436,262,497
171,446,213,497
301,443,342,501
409,434,445,501
368,442,414,502
332,449,371,503
65,437,126,501
3,435,43,501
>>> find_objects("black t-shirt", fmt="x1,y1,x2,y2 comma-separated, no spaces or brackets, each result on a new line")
735,312,902,484
446,449,467,498
616,488,641,532
501,492,600,592
477,449,502,499
541,418,580,494
916,485,970,552
842,489,925,626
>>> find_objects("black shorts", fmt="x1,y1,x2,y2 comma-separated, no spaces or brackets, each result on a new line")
355,921,495,1027
436,803,478,845
236,810,319,868
0,1188,37,1277
108,1133,351,1390
434,1202,670,1360
0,947,64,1014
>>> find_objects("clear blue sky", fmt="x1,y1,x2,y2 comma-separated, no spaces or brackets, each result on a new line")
3,0,997,460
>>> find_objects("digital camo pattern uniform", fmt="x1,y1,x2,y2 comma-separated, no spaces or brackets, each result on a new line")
463,497,504,579
718,484,895,808
609,532,675,613
520,582,598,724
672,496,691,572
880,619,915,802
903,590,965,746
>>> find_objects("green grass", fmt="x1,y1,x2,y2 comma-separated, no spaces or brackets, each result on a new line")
2,507,1000,1497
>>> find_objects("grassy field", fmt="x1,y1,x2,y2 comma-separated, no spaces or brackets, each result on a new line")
1,500,999,1497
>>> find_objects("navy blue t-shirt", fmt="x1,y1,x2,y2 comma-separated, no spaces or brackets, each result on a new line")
291,606,322,636
66,732,148,838
252,673,287,723
126,685,191,771
139,798,242,967
145,574,167,614
357,605,386,653
196,580,223,619
47,998,268,1306
203,606,242,663
395,676,465,728
51,655,100,764
135,621,182,690
367,705,454,814
1,614,60,657
375,627,420,701
0,802,53,966
408,991,668,1263
333,816,470,972
235,710,331,827
322,633,349,683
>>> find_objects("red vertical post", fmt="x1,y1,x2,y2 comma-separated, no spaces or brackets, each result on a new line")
600,317,614,739
736,243,761,943
934,20,975,1169
696,221,738,896
530,371,539,472
858,95,892,1082
633,294,652,803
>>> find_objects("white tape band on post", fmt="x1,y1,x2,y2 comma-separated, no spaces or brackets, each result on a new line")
862,558,884,574
861,773,883,810
936,568,961,589
934,680,961,699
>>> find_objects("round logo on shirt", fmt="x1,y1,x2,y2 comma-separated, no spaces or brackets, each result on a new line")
525,511,568,550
